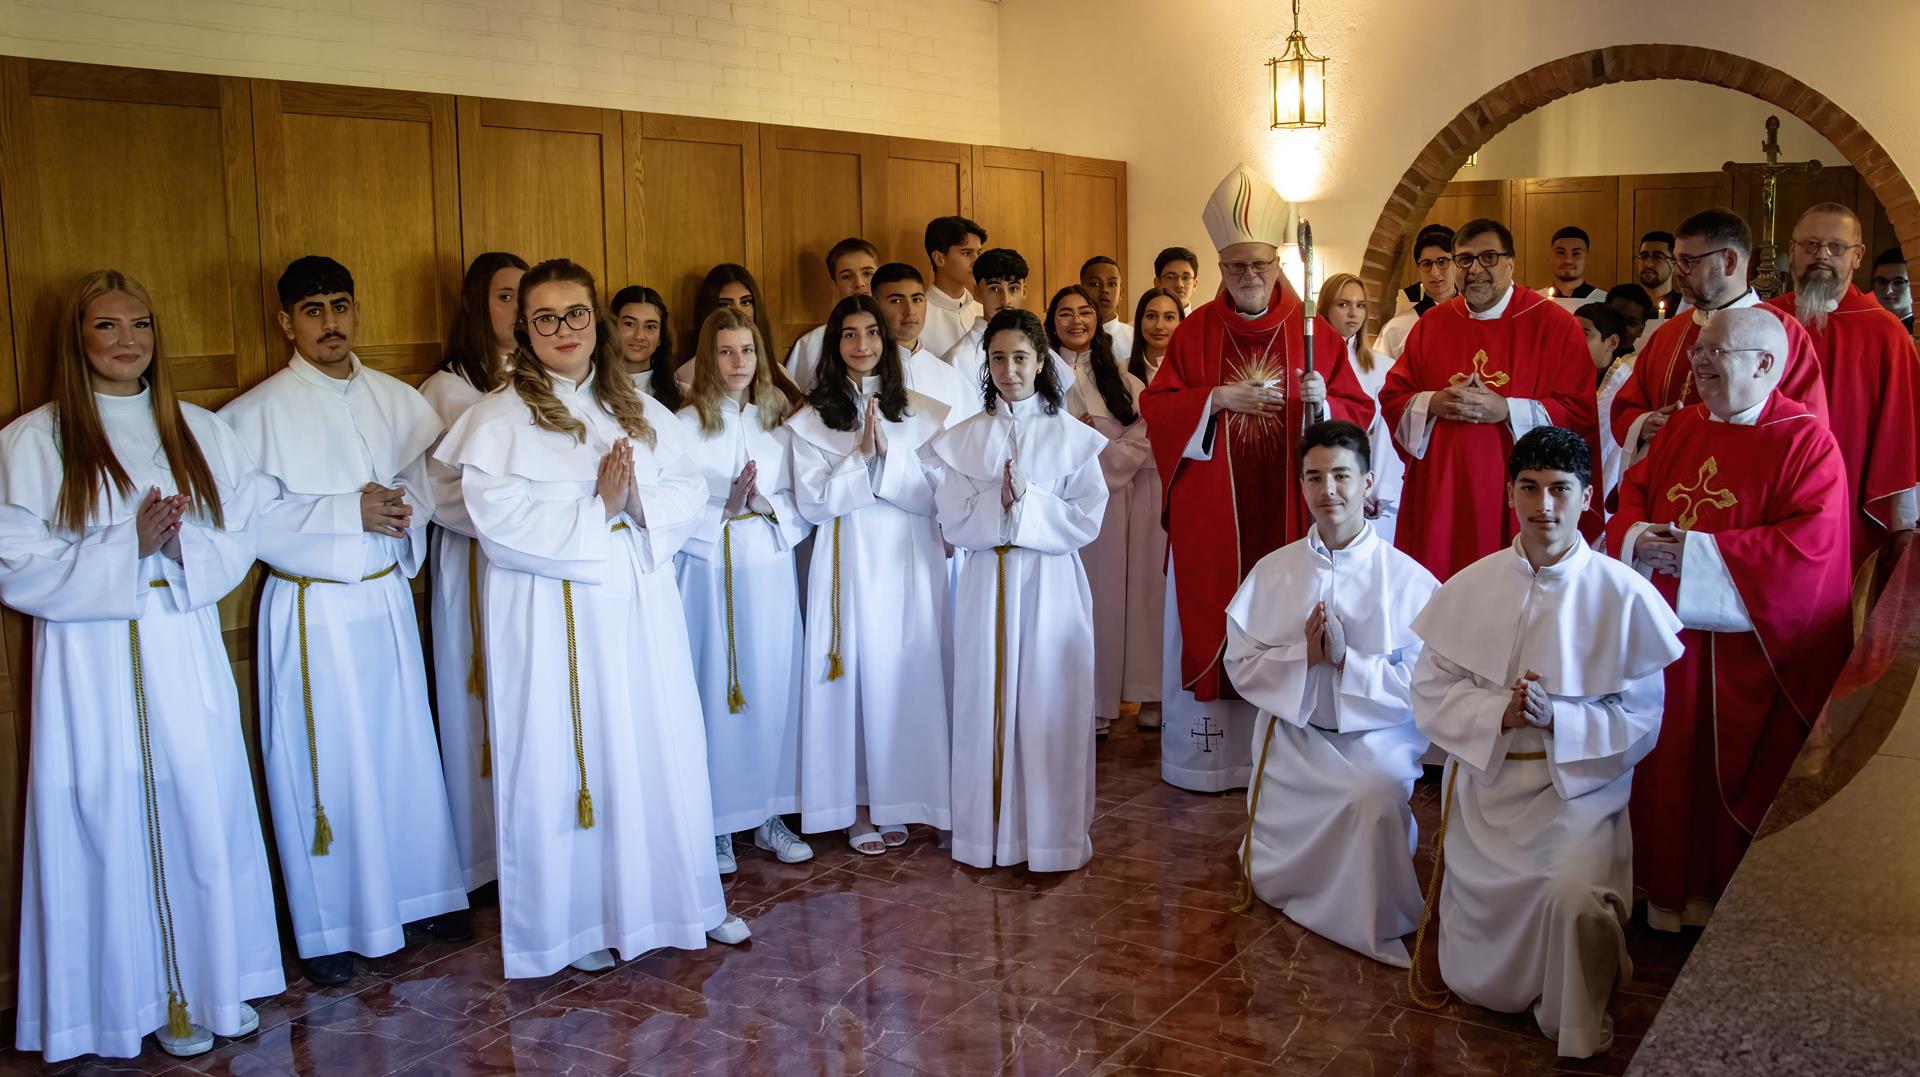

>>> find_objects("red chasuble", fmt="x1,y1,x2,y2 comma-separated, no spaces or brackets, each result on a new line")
1766,284,1920,575
1606,396,1851,912
1140,284,1374,701
1607,300,1828,447
1377,287,1598,581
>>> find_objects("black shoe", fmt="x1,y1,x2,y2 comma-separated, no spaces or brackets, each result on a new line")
422,908,474,942
303,952,355,987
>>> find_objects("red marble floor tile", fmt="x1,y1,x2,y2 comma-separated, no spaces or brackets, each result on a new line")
1147,949,1388,1071
1316,1005,1562,1076
182,978,493,1076
1091,1031,1292,1075
0,1051,188,1077
1087,882,1282,964
378,942,586,1026
887,991,1140,1076
737,872,948,954
721,845,843,910
627,923,850,1006
363,905,503,980
839,833,992,903
873,893,1085,987
751,951,992,1058
995,936,1226,1030
939,877,1137,936
625,1016,903,1077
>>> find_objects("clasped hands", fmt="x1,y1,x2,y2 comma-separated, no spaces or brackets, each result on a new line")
1305,600,1347,670
1432,375,1509,424
1633,523,1685,578
135,486,187,560
1215,369,1327,417
1500,670,1553,730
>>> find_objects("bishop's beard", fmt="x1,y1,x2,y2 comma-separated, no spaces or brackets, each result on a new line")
1793,265,1845,331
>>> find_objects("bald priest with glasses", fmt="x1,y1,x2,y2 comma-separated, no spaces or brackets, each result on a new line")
1379,217,1598,581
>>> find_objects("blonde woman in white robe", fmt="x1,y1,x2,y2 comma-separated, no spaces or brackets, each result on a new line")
1319,273,1406,546
675,306,813,873
420,250,525,896
1059,282,1153,736
1,271,282,1061
933,309,1108,870
789,293,952,854
434,258,747,978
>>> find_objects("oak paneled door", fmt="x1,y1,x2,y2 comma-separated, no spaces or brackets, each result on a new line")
0,52,1125,1012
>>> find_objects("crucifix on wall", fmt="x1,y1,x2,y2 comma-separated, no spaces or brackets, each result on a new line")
1724,115,1823,298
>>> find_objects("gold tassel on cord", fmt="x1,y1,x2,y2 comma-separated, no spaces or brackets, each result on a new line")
723,514,746,713
167,994,192,1039
1231,716,1281,913
310,805,333,856
132,618,196,1040
577,786,595,829
826,516,845,681
563,579,595,829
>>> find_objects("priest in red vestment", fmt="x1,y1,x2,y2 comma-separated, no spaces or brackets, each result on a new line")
1610,208,1828,464
1141,163,1373,792
1607,309,1851,931
1379,218,1598,581
1770,202,1920,581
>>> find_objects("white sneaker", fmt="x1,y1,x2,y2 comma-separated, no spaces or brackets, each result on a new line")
155,1020,214,1058
707,914,751,945
752,817,814,864
235,1002,260,1038
569,948,617,972
716,833,737,875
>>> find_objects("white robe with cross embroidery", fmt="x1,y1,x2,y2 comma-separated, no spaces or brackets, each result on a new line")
1225,523,1436,966
1411,538,1682,1058
222,353,466,960
436,371,727,977
788,379,953,833
1,393,284,1061
932,393,1108,870
673,398,811,835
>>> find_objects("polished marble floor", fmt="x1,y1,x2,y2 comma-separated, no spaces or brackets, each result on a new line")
3,724,1695,1076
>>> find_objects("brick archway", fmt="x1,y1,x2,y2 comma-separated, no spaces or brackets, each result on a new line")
1360,44,1920,324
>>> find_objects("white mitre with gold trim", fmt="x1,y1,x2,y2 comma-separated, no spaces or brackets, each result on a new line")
1202,163,1291,251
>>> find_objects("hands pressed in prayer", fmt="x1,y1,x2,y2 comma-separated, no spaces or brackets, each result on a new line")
136,486,186,558
596,438,633,521
1641,403,1679,442
1434,380,1510,424
858,394,885,457
1214,380,1287,417
359,481,413,538
1305,601,1346,670
1635,524,1685,578
1517,671,1553,729
725,460,759,516
1000,459,1025,510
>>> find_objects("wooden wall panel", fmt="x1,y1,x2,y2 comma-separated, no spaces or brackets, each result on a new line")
1514,176,1619,290
1054,155,1128,303
457,98,626,290
1617,171,1729,278
253,81,460,384
628,113,761,349
974,147,1055,307
1736,166,1887,289
0,58,264,411
760,126,883,354
880,137,971,274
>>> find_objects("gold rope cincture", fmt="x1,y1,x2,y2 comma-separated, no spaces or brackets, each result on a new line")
826,516,845,680
129,617,195,1039
1231,714,1283,914
722,510,774,713
561,520,630,829
267,561,399,855
466,539,490,778
1406,749,1549,1009
991,545,1017,834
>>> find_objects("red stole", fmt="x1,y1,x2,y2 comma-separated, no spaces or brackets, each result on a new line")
1378,287,1598,581
1605,395,1851,909
1140,284,1375,701
1765,284,1920,574
1607,300,1828,446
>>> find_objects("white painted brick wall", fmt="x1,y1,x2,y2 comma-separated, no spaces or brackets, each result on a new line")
0,0,1002,143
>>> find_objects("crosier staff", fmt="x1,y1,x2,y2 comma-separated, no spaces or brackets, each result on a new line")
1298,217,1321,429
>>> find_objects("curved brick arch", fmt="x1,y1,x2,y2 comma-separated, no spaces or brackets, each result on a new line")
1360,44,1920,326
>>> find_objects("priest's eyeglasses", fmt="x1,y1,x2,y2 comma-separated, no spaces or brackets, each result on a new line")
1450,250,1510,269
1672,248,1731,274
1219,259,1276,278
1792,239,1864,259
529,306,595,336
1685,344,1768,362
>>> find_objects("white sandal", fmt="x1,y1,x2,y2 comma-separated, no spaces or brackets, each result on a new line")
848,825,886,856
878,824,909,847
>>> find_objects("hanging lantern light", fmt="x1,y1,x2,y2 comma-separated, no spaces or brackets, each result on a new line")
1268,0,1328,130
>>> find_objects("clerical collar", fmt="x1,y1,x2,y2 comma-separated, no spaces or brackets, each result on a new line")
1691,288,1760,324
1510,534,1588,577
999,392,1045,419
95,381,153,412
928,284,972,312
1467,285,1516,321
290,351,362,393
1308,520,1373,559
1709,396,1768,426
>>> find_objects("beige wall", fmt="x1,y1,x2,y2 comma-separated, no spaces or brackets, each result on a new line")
0,0,1002,144
1469,81,1843,181
999,0,1920,305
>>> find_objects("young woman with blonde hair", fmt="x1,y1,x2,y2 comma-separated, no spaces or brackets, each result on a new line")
1317,271,1405,543
434,258,747,977
0,270,282,1060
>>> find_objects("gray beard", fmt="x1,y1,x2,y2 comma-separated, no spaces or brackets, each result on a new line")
1793,268,1845,331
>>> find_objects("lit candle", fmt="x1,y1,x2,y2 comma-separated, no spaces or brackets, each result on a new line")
1658,298,1668,318
1547,285,1556,298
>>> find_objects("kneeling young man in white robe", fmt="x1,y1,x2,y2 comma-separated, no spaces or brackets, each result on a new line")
221,256,468,989
1224,419,1439,965
1407,426,1683,1058
932,309,1108,870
